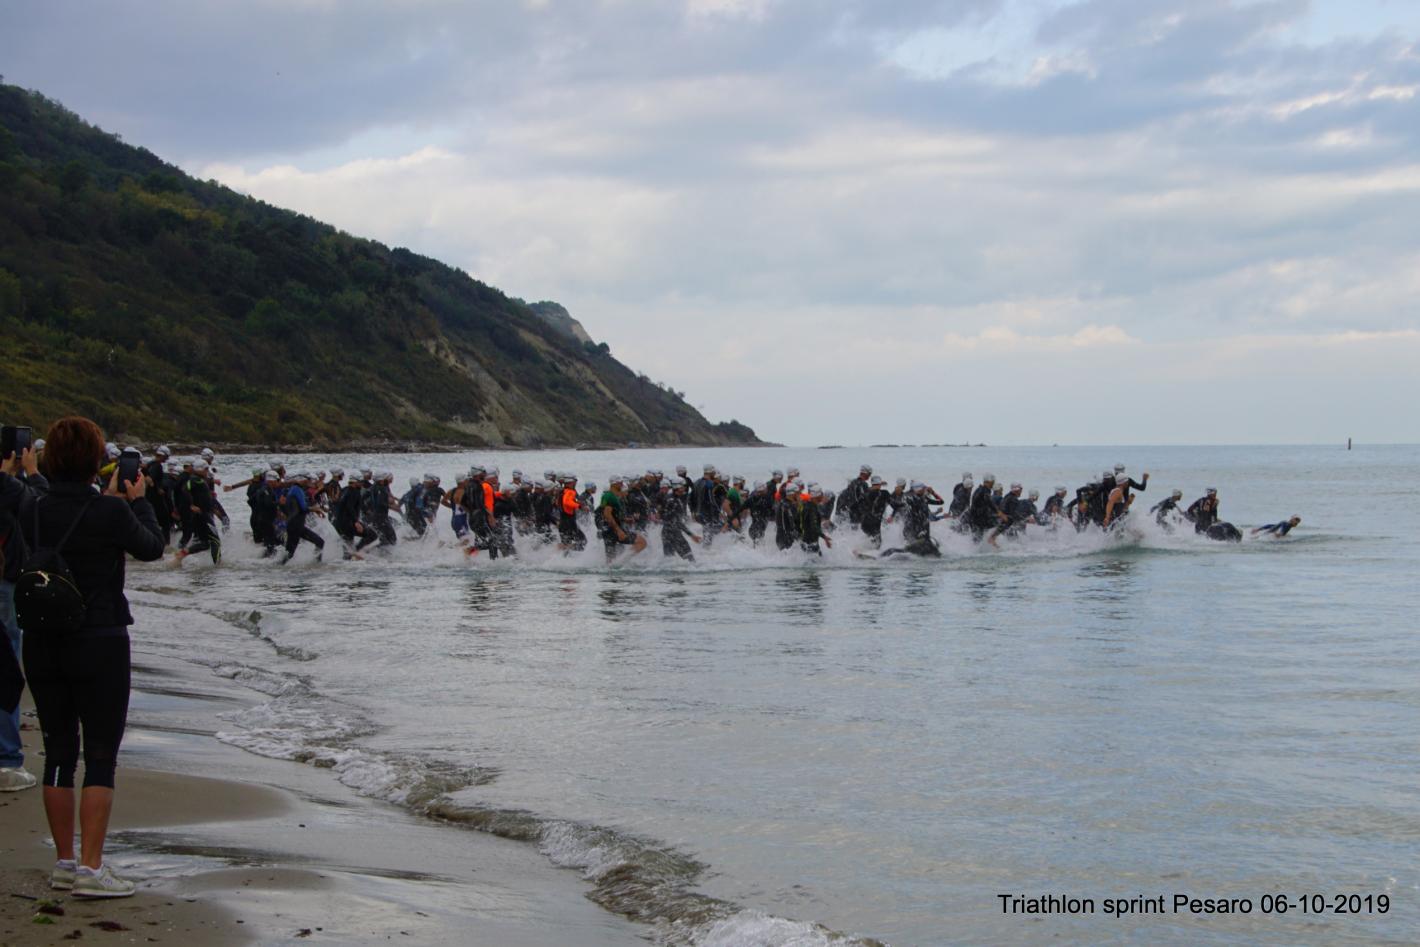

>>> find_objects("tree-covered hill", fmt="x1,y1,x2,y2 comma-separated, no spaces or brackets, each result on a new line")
0,82,761,449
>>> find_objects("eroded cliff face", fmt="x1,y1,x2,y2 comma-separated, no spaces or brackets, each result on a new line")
0,82,765,449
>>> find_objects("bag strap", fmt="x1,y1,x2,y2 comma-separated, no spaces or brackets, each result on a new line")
34,493,99,553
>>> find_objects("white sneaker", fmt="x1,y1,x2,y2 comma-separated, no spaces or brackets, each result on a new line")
50,859,76,890
0,767,37,791
72,863,136,898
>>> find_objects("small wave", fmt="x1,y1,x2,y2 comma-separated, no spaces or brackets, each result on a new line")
427,799,884,946
206,657,885,945
692,912,884,947
214,609,319,661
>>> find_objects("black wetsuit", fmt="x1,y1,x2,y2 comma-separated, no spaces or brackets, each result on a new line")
248,481,280,555
766,479,782,508
558,488,586,550
143,460,173,546
967,484,1000,539
174,473,194,547
1150,497,1181,523
333,485,372,552
688,477,707,520
1255,520,1296,537
1015,498,1038,526
1186,497,1218,534
660,494,696,560
512,485,534,529
797,500,826,554
949,482,970,518
712,482,729,523
747,491,774,545
367,482,397,547
1066,486,1095,531
460,479,494,551
625,486,651,531
775,501,800,551
423,485,446,525
533,490,556,540
491,491,517,557
881,494,941,557
725,488,747,533
185,476,221,563
837,478,869,526
1043,494,1065,520
281,485,324,561
696,479,723,546
397,485,425,536
1091,477,1116,527
860,489,900,547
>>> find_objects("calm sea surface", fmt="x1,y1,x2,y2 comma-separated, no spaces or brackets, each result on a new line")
125,444,1420,945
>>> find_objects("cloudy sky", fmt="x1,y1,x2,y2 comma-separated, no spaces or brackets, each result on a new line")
6,1,1419,445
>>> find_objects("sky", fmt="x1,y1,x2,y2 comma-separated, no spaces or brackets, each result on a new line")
4,0,1419,446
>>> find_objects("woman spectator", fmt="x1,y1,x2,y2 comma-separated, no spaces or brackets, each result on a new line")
18,417,163,898
1,444,47,791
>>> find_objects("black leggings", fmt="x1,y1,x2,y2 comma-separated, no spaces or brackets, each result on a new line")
186,517,222,563
22,631,130,789
285,512,325,557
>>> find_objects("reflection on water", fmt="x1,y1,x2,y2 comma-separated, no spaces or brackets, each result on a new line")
775,571,825,624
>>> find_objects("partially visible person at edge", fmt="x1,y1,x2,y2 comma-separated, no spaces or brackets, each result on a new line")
1,442,48,792
18,416,165,898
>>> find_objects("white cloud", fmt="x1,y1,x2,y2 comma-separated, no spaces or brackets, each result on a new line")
10,0,1417,443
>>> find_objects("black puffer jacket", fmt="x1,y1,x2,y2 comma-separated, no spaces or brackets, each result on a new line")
18,481,165,630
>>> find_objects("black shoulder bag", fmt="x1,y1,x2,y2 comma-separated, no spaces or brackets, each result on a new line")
14,495,98,634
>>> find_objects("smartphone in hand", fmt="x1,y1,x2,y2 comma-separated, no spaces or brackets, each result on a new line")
118,448,142,488
0,425,31,460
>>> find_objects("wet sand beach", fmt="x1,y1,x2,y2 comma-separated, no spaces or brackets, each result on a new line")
1,649,641,947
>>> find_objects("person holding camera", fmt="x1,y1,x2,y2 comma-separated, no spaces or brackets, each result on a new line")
1,438,47,792
17,417,164,898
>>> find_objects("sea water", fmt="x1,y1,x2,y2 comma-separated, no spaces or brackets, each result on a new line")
125,444,1420,945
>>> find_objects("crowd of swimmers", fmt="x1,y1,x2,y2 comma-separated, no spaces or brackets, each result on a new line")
78,445,1302,565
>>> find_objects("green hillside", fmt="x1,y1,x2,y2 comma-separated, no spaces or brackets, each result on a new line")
0,83,761,449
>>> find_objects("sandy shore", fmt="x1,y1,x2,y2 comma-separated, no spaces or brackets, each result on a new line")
0,720,257,945
0,649,640,947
